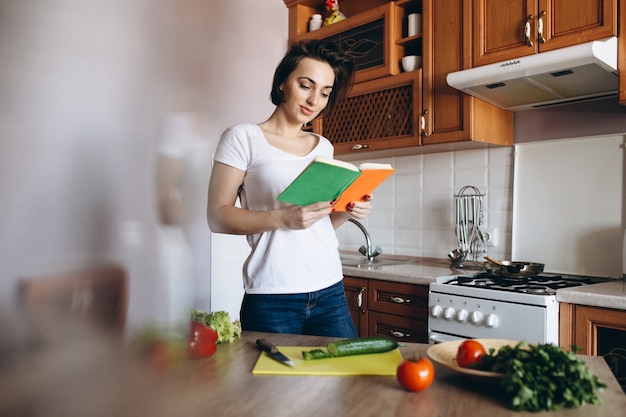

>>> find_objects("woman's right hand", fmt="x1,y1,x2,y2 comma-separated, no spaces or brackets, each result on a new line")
208,162,334,234
280,201,335,230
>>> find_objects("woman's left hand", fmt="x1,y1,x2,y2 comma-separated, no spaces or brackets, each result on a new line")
346,194,372,219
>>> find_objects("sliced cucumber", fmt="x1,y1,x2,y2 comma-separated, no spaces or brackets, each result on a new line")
302,349,333,360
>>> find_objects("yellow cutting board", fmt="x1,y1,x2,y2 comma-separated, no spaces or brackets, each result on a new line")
252,346,403,376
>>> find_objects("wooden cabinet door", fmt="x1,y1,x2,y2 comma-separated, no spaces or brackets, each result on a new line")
574,305,626,355
325,70,422,155
474,0,617,67
473,0,537,67
540,0,617,53
422,0,514,146
343,276,368,336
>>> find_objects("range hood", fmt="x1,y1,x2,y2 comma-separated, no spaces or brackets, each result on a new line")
447,37,618,112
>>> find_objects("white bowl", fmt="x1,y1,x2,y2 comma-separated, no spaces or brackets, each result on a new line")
401,55,422,72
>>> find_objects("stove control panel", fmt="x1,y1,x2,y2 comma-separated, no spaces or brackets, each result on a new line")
428,291,559,344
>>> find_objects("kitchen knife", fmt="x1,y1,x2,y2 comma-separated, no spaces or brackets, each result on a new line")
256,338,295,367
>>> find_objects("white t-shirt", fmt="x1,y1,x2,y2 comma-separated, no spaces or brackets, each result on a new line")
212,123,344,294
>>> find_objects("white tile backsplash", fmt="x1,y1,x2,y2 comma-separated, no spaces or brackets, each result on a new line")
336,147,515,261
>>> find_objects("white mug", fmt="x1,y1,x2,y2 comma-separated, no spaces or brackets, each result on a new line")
408,13,422,37
402,55,422,72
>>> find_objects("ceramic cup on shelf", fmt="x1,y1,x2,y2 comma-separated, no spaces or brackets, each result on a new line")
407,13,422,37
309,14,322,32
402,55,422,72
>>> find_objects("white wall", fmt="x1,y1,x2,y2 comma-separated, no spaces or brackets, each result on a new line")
0,0,287,331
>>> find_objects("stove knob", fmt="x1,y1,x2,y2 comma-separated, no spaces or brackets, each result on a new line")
430,305,443,318
486,314,500,328
444,307,456,320
470,311,484,325
456,309,469,322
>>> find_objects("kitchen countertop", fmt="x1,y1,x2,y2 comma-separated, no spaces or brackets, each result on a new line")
556,279,626,311
341,253,464,285
341,253,626,311
165,331,624,417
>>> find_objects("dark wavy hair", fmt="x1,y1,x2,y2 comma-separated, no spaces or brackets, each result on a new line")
270,39,354,117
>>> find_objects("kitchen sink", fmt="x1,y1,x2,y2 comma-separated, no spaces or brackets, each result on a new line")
340,253,419,268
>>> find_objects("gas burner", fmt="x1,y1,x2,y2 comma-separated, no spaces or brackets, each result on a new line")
519,285,556,295
441,272,609,296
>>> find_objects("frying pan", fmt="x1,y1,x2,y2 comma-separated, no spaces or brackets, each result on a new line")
483,256,545,278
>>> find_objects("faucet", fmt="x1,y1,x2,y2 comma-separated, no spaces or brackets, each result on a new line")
347,218,382,261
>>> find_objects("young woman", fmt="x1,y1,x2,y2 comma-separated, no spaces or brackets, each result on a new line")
207,40,371,337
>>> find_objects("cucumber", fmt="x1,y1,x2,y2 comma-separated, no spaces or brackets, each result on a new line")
327,337,398,357
302,349,333,360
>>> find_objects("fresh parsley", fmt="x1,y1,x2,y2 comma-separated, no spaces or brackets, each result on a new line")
479,341,607,412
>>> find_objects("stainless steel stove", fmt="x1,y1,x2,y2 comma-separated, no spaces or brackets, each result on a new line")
428,272,609,345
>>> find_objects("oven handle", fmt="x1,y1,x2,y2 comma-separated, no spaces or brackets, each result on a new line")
428,333,466,344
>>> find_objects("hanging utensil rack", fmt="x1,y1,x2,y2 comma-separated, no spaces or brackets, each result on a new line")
454,185,486,262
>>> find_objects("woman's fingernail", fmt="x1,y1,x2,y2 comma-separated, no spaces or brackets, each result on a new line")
330,201,336,206
347,202,355,210
365,194,372,200
331,208,336,213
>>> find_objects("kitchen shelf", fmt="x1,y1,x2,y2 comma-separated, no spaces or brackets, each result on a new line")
396,33,422,47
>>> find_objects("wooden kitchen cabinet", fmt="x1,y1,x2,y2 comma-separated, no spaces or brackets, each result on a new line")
473,0,617,67
420,0,513,147
342,276,368,336
343,276,429,343
560,303,626,355
283,0,513,155
283,1,401,84
368,279,429,343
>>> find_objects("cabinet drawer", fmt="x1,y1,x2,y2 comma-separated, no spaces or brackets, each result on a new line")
368,279,428,317
368,311,427,343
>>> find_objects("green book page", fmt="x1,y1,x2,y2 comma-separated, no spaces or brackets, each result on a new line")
277,160,361,206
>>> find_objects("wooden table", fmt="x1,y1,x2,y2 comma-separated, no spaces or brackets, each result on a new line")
174,331,626,417
2,324,623,417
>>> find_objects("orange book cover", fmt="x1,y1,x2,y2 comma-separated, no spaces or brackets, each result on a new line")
277,158,394,209
333,163,395,211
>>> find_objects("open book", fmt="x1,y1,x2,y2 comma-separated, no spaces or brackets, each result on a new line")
277,157,395,211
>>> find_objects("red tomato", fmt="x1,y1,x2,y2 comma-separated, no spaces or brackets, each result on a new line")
187,321,218,359
456,340,486,368
396,356,435,392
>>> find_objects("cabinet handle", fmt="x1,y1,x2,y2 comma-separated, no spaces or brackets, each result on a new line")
351,144,370,151
357,286,365,308
420,109,428,138
391,330,410,338
390,296,411,304
524,15,534,47
538,10,546,44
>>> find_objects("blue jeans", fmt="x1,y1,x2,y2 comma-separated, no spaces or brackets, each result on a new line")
240,280,357,338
